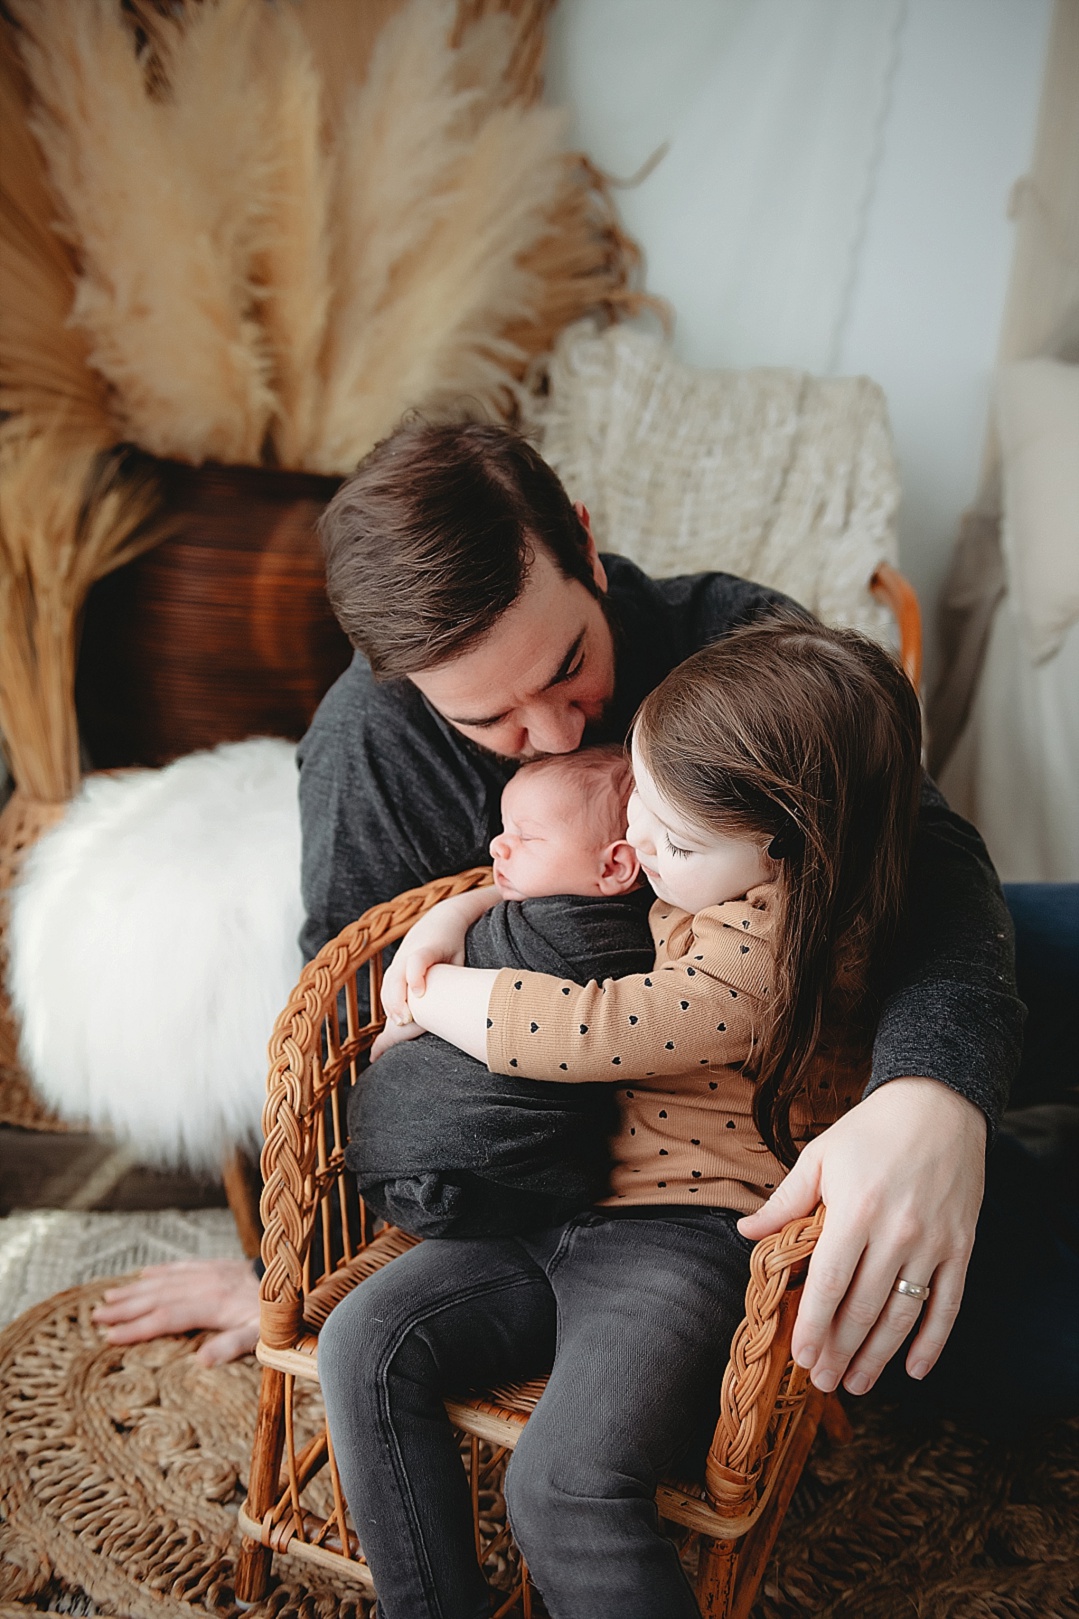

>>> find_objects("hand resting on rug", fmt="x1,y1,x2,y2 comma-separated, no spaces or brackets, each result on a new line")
92,1259,260,1365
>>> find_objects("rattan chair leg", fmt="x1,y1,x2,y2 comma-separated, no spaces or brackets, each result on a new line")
236,1367,287,1604
727,1386,825,1619
820,1389,853,1445
695,1533,737,1618
222,1150,263,1259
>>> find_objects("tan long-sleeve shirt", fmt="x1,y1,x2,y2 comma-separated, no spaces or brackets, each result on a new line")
485,885,863,1214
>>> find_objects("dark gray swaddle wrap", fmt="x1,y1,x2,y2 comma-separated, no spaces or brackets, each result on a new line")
345,886,655,1238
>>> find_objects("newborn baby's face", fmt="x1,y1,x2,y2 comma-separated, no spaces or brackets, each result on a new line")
489,769,616,901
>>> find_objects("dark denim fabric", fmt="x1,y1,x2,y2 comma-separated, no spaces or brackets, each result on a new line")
319,1207,752,1619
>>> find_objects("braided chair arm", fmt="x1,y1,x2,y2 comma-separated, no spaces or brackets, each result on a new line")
258,867,493,1346
705,1204,825,1514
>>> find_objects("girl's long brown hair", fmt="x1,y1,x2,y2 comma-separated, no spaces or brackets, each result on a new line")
633,616,923,1166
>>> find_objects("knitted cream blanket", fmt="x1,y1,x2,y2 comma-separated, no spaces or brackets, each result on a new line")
526,322,899,644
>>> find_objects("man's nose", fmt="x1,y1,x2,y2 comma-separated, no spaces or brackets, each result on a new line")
523,701,586,756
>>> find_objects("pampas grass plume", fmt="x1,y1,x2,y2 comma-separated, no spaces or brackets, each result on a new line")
4,0,642,473
10,0,275,464
0,25,115,443
310,0,567,472
253,4,333,470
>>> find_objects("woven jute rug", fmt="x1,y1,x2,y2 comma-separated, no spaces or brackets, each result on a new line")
1,1277,1076,1619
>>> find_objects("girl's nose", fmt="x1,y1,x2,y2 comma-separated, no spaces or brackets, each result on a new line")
626,796,653,855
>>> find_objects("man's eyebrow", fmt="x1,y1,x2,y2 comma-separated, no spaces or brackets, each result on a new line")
442,631,586,729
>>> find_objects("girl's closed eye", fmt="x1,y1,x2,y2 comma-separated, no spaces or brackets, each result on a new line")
665,835,692,858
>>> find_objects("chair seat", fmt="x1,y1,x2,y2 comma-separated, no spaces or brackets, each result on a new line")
255,1223,808,1543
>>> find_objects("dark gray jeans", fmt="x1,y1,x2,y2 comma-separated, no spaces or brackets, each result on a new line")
318,1206,753,1619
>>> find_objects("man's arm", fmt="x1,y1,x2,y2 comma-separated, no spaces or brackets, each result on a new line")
297,656,510,970
867,776,1024,1123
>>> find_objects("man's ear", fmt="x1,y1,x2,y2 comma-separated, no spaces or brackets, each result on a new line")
574,501,607,594
596,839,641,895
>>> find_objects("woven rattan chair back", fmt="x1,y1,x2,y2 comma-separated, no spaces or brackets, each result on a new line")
237,868,846,1619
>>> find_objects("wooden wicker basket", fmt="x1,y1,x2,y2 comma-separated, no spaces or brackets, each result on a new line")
75,460,350,769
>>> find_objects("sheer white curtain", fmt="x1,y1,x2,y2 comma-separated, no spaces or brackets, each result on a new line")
547,0,905,373
937,0,1079,879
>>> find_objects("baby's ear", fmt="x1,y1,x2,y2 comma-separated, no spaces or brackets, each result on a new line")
597,840,641,895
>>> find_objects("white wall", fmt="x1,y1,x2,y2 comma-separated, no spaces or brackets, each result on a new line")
546,0,1052,684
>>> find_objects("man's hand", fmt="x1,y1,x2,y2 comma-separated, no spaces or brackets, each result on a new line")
381,887,500,1026
737,1077,986,1395
91,1258,261,1366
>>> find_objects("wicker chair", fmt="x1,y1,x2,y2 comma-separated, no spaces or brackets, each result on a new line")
236,867,858,1619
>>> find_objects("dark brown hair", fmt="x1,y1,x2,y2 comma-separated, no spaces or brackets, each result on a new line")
633,616,923,1165
318,421,600,677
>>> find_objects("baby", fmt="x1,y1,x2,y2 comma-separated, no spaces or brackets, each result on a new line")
346,747,655,1237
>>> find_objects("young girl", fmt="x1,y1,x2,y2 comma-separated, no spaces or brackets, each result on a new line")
318,616,923,1619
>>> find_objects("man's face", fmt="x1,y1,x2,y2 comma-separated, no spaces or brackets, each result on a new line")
489,770,613,901
408,540,616,761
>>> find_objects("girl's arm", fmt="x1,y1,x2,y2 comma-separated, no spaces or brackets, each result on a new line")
406,963,500,1061
408,904,771,1079
381,885,500,1026
482,959,760,1081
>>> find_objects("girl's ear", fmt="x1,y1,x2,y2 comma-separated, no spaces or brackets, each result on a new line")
596,839,641,895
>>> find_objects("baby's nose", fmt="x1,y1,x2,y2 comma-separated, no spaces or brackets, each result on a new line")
490,831,510,860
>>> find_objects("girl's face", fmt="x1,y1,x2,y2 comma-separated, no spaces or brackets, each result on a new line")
627,740,774,912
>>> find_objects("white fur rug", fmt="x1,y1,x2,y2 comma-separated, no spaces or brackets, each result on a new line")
8,740,303,1173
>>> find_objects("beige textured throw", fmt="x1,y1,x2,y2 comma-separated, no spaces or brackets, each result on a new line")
526,322,899,643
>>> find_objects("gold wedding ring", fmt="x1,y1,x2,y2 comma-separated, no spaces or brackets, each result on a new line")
893,1278,931,1300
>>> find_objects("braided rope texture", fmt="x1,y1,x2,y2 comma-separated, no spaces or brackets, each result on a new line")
707,1206,825,1507
257,868,492,1344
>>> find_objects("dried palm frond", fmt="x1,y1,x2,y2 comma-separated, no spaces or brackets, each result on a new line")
503,154,659,367
0,24,115,443
9,0,275,464
453,0,555,105
0,427,164,801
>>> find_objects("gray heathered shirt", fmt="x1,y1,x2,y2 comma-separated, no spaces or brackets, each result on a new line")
297,556,1024,1128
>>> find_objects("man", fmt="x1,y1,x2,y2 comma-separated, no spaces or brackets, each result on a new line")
96,421,1030,1407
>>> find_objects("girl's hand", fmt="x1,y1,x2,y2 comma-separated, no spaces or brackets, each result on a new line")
737,1076,986,1396
370,1016,427,1061
381,886,499,1026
